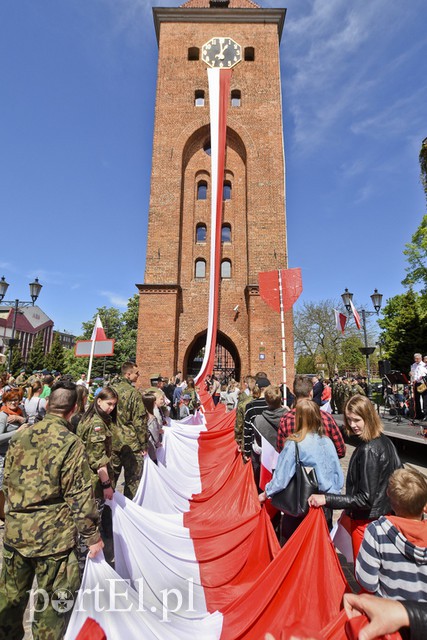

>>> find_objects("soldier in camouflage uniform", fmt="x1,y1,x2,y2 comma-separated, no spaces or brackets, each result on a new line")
14,369,27,388
0,380,103,640
76,386,117,569
234,376,257,450
111,361,148,499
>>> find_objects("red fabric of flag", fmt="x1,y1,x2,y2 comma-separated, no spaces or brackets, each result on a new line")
75,617,106,640
90,315,107,341
219,508,350,639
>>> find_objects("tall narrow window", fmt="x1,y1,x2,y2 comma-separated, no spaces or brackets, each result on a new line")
223,180,232,200
197,180,208,200
195,90,205,107
221,224,231,243
231,89,241,107
188,47,200,61
244,47,255,62
196,223,207,243
221,259,231,279
195,259,206,279
203,141,211,156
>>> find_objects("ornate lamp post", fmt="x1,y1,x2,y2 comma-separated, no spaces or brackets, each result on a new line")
0,277,43,372
341,288,383,398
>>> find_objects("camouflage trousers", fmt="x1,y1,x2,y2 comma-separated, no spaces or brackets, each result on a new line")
0,545,80,640
111,446,144,500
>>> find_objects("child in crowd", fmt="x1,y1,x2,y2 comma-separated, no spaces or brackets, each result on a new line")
356,467,427,601
179,394,191,420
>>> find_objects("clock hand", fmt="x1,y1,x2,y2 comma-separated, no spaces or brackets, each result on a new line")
215,42,229,60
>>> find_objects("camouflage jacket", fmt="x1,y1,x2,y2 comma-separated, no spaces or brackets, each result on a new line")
111,377,148,453
77,414,114,499
234,392,253,449
3,414,100,557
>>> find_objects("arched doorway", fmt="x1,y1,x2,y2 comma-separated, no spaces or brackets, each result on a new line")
185,331,241,381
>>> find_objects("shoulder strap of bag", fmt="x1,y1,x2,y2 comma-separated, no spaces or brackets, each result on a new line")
294,440,301,463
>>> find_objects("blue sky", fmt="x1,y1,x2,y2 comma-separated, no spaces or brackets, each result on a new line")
0,0,426,336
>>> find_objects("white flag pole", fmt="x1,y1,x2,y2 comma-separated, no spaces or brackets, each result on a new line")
278,270,287,405
87,315,99,383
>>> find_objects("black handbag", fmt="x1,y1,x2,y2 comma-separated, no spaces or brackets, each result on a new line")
270,441,318,517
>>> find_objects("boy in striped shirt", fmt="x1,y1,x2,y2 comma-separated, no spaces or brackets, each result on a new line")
356,467,427,601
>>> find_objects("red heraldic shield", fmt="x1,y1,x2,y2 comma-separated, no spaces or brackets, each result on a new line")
258,268,302,313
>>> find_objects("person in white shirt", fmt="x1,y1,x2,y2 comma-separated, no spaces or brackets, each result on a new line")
76,373,89,390
410,353,427,420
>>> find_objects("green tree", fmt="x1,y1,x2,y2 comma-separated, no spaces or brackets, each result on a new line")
10,345,23,376
45,333,65,372
293,299,376,377
63,347,85,381
401,141,427,292
117,294,139,363
295,354,316,374
26,334,46,372
378,289,427,372
401,215,427,293
338,335,365,373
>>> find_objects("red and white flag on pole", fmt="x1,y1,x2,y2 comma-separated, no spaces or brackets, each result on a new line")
349,299,361,330
91,315,107,342
333,309,347,334
259,435,279,491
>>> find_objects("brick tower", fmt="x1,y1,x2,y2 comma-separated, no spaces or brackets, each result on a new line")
136,0,294,386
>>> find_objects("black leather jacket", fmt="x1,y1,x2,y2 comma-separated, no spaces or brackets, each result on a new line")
325,434,401,519
403,600,427,640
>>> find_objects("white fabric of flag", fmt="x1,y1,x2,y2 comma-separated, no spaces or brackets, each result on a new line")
65,412,224,639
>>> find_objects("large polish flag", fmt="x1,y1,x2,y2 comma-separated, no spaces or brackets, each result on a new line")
66,406,355,640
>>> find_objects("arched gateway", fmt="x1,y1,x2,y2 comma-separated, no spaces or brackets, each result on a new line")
136,0,294,386
185,330,241,381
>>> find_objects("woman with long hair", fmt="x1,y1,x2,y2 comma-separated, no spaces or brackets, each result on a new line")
69,384,89,433
142,391,164,464
77,387,117,501
76,387,118,568
185,378,199,413
23,380,46,425
259,398,343,542
309,394,402,560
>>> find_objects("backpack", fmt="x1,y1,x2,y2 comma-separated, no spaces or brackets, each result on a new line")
27,399,44,426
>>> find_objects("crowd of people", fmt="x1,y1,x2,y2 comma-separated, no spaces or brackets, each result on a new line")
0,365,425,639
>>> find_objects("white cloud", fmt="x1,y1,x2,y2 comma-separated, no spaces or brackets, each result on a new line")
281,0,421,152
99,290,128,307
350,86,427,139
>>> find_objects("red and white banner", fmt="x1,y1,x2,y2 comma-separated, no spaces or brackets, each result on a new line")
333,308,347,334
91,314,107,341
195,68,232,385
67,403,358,640
349,299,362,330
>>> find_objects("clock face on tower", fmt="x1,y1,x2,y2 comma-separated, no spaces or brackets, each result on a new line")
202,37,242,69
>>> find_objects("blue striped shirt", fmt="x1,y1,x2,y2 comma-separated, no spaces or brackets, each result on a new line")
356,516,427,601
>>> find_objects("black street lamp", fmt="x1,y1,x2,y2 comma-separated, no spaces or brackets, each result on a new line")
0,277,43,372
341,288,382,398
